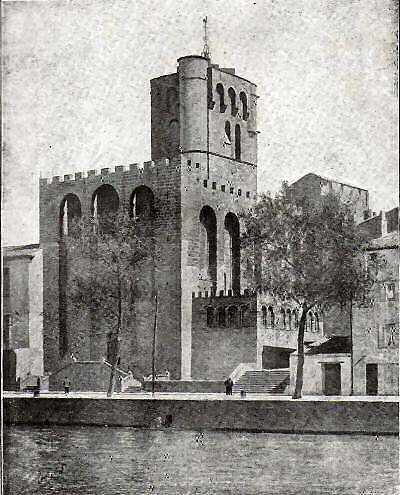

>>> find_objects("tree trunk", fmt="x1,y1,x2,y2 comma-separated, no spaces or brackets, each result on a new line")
107,268,122,398
292,305,307,399
349,299,353,395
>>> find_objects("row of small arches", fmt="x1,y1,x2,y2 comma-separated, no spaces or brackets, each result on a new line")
59,184,155,236
206,305,252,328
261,306,320,332
215,84,248,120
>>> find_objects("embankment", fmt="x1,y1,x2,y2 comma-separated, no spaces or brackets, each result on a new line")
4,397,398,434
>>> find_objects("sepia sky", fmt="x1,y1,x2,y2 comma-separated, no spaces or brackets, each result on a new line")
2,0,398,246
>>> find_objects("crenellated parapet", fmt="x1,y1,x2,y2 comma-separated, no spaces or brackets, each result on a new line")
39,157,178,187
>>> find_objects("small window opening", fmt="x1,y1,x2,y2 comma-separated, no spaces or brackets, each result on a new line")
235,124,241,161
216,83,227,113
239,92,249,120
228,87,237,116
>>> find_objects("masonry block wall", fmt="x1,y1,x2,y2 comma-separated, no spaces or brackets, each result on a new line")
191,294,257,379
290,173,369,225
3,245,44,383
39,158,182,379
352,245,399,395
40,54,260,384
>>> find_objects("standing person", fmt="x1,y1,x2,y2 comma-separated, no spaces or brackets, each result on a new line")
224,377,230,396
63,377,70,395
228,377,233,395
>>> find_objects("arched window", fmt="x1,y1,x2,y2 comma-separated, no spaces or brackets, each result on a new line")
315,313,320,332
216,83,227,113
228,87,237,116
308,312,314,332
130,185,154,220
227,306,239,327
287,309,292,330
235,124,241,161
92,184,119,233
262,306,267,327
224,213,240,295
224,121,231,144
268,306,275,327
206,307,214,328
280,308,286,329
239,92,249,121
200,206,217,292
218,307,226,327
240,305,250,327
60,194,81,237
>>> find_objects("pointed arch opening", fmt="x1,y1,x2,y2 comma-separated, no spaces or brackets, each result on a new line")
91,184,119,233
287,309,292,330
239,91,249,121
59,194,82,237
206,307,214,328
59,193,82,357
227,306,239,327
268,306,275,327
216,83,227,113
228,87,237,116
280,308,286,329
235,124,241,161
200,206,217,292
262,306,267,327
224,212,240,296
130,185,155,220
224,121,231,144
217,307,226,327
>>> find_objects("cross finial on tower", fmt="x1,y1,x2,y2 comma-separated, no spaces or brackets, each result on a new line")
201,16,211,61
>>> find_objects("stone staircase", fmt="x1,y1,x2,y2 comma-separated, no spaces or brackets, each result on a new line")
232,369,290,394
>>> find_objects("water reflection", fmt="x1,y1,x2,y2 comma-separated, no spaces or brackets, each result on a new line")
3,426,399,494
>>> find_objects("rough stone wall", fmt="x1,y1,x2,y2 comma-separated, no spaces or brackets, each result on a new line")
5,397,398,434
3,246,44,379
208,66,258,165
290,173,369,224
3,257,30,349
191,294,257,379
151,73,180,161
39,157,183,380
352,246,399,395
358,213,382,240
256,292,324,368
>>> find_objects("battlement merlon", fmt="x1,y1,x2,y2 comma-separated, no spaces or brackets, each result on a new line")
39,157,179,187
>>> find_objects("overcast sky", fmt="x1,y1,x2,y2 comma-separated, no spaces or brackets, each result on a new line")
2,0,398,246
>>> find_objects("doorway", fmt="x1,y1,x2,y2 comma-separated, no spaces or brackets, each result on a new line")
366,363,378,395
323,363,341,395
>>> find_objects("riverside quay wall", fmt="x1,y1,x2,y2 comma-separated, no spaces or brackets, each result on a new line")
4,397,398,434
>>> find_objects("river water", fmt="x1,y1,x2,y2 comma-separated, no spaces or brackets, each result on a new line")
3,426,398,495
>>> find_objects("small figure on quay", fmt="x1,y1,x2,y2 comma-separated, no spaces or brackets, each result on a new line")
63,377,71,395
34,377,41,397
224,377,233,396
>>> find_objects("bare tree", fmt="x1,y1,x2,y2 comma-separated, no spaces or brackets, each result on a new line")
65,211,152,396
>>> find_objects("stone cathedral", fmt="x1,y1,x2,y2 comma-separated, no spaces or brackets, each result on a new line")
39,54,260,386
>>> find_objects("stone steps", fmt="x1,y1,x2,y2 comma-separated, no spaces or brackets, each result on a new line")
233,369,290,394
